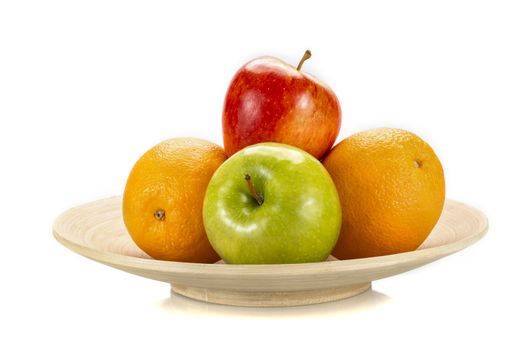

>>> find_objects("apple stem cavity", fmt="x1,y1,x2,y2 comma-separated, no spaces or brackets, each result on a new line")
244,174,264,206
296,50,312,71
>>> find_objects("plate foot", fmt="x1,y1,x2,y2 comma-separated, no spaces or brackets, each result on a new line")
170,282,371,307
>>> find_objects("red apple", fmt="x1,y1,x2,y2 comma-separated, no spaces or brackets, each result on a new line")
222,50,342,159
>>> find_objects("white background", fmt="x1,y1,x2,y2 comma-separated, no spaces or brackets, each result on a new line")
1,1,524,349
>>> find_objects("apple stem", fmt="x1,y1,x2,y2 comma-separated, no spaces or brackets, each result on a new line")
296,50,312,71
244,174,264,206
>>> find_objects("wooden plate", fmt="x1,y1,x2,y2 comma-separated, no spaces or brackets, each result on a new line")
53,197,488,307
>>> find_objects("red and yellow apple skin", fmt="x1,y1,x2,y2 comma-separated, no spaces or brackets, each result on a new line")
222,56,342,159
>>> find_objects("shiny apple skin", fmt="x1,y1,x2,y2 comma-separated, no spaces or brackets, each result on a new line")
202,143,342,264
222,56,342,159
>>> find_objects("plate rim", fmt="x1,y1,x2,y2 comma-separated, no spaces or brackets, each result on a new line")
52,197,488,277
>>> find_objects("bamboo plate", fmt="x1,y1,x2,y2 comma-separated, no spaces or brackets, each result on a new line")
53,196,488,307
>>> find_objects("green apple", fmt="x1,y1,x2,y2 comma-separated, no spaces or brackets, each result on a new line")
203,143,342,264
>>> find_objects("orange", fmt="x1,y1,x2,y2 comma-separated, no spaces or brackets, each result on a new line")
322,128,445,259
122,138,227,262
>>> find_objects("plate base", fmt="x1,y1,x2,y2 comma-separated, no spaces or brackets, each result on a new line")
170,282,372,307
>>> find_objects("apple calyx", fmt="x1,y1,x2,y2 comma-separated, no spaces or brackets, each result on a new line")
296,50,312,71
244,174,264,206
154,208,166,221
